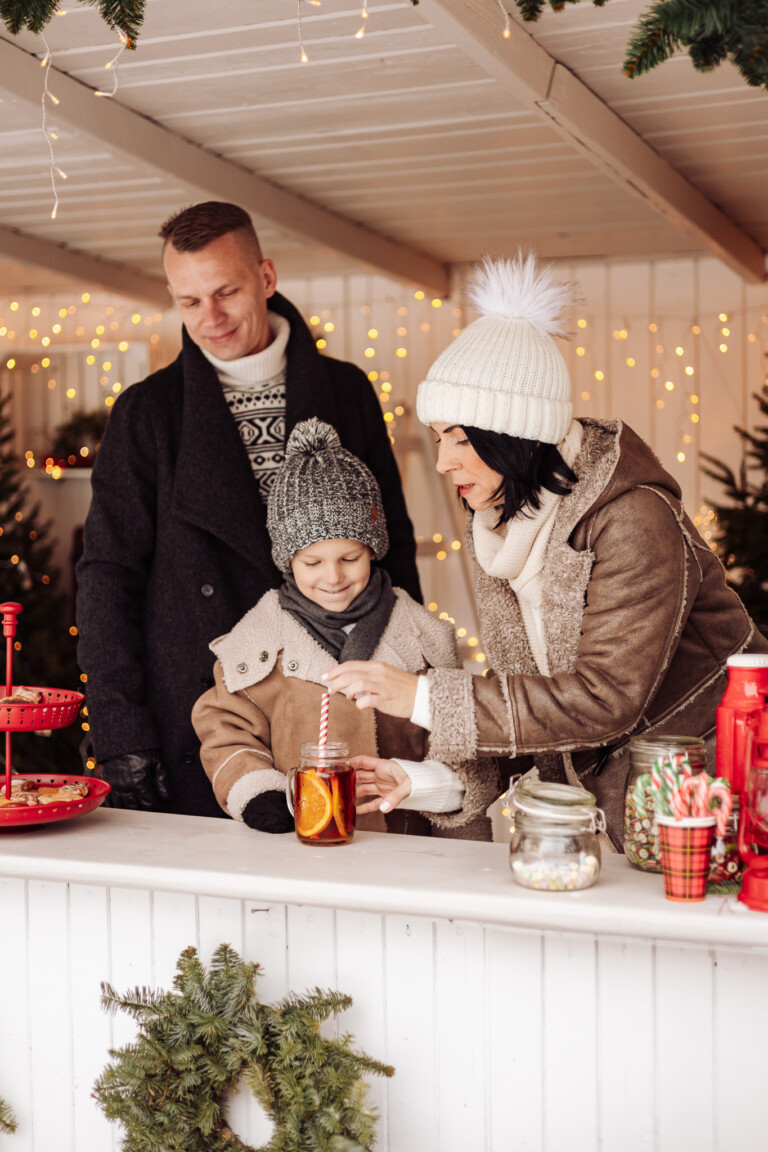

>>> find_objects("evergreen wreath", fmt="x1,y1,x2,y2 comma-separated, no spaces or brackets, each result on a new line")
0,1094,18,1135
0,0,145,46
93,943,394,1152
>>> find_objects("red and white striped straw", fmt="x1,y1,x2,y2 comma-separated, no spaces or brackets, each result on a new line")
318,691,330,749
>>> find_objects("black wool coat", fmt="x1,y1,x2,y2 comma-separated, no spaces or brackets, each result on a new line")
76,292,421,818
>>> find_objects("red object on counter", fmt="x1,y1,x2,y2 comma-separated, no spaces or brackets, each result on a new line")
716,654,768,795
0,601,85,802
738,708,768,912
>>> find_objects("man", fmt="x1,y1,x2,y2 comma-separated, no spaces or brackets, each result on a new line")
76,201,421,818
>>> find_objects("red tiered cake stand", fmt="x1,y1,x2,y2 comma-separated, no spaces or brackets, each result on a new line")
0,601,111,827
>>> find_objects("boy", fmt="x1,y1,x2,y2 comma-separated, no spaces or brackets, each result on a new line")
192,419,498,838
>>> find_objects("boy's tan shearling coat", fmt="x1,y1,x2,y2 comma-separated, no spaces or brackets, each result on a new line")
192,589,501,834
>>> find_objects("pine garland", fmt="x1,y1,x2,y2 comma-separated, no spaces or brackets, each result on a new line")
93,944,394,1152
0,0,145,46
0,1095,18,1135
512,0,768,88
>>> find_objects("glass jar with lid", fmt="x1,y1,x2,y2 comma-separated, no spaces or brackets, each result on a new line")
507,778,604,892
623,735,706,872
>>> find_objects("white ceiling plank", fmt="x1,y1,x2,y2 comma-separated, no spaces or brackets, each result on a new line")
0,38,451,295
417,0,767,284
0,223,169,307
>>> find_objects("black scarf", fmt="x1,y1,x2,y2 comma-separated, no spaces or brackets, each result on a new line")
278,566,396,662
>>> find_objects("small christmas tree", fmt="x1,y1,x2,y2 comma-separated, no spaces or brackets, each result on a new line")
701,386,768,627
93,943,394,1152
0,390,82,773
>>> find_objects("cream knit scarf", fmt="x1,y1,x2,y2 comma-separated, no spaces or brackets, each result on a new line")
472,419,584,673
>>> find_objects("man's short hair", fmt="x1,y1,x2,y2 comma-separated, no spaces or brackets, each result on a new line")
159,202,262,256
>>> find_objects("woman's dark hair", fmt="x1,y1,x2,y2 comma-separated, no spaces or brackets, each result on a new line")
463,425,577,526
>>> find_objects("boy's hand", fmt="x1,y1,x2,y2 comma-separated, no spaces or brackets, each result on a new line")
323,661,418,719
352,754,413,814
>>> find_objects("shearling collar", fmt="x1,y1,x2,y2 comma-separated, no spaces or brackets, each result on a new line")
210,589,460,693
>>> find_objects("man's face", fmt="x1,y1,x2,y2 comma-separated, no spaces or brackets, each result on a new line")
164,230,277,360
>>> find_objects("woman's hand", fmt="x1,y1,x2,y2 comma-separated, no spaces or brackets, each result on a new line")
323,661,419,719
352,754,413,814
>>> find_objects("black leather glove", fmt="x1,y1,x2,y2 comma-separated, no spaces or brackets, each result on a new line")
242,790,294,834
100,749,172,811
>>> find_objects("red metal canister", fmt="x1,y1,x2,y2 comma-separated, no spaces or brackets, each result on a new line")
716,654,768,795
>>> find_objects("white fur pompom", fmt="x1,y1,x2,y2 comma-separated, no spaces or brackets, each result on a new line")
285,417,341,458
467,252,574,337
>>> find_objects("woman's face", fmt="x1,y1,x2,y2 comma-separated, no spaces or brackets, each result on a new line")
431,423,504,511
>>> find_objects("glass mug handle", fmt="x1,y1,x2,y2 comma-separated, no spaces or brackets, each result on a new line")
285,768,298,816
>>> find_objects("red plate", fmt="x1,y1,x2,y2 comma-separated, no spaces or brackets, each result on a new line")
0,774,111,828
0,688,85,731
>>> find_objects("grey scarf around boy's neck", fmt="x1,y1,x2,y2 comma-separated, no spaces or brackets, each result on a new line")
278,566,396,662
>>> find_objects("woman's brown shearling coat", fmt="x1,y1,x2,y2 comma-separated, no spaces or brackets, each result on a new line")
426,419,768,846
192,589,500,836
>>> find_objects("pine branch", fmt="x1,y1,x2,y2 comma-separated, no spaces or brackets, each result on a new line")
0,1095,17,1134
1,0,145,45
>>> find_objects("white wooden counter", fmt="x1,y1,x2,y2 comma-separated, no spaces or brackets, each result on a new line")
1,809,767,1151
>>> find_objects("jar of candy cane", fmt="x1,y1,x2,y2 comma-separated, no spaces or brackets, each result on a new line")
508,778,604,892
623,736,706,872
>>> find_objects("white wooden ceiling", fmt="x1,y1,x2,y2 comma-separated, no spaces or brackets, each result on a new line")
0,0,765,303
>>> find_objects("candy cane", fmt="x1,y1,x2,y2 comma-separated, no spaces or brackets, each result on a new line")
707,782,733,837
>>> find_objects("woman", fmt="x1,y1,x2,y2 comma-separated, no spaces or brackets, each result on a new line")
324,253,768,847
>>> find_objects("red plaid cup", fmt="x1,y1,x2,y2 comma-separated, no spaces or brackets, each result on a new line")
656,816,715,901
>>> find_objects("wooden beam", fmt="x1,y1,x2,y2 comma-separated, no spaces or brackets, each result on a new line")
0,223,169,308
418,0,767,284
0,39,451,296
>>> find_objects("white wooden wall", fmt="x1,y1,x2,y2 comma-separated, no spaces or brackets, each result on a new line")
2,255,767,645
2,875,768,1152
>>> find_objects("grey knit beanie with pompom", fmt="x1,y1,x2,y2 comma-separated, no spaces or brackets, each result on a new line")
267,418,389,570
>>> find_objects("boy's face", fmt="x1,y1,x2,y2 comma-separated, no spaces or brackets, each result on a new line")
290,538,372,612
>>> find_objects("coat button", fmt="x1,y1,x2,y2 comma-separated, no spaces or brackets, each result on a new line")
183,753,195,765
201,584,214,597
200,676,213,689
259,651,269,662
287,660,298,672
237,662,248,674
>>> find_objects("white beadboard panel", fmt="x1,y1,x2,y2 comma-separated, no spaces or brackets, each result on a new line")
334,909,390,1149
542,932,598,1152
285,904,337,995
243,902,289,1148
197,893,244,962
712,948,768,1149
434,920,487,1151
654,943,715,1152
485,925,544,1152
596,939,655,1152
151,889,198,987
4,866,768,1150
68,883,115,1152
26,880,73,1152
107,886,153,1051
0,877,33,1152
383,914,438,1152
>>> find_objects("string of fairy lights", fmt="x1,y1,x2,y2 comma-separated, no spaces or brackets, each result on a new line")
2,283,768,681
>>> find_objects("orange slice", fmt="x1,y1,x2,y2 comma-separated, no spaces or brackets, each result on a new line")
296,770,332,838
331,774,347,837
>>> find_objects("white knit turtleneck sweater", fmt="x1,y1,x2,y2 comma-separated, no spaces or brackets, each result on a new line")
202,313,290,501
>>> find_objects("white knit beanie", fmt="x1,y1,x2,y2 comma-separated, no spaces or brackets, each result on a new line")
417,252,573,444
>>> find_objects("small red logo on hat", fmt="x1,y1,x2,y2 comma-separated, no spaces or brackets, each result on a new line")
371,507,378,521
